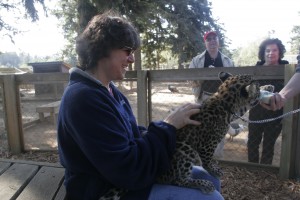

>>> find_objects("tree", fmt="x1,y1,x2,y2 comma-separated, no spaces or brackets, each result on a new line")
0,52,21,67
53,0,86,67
0,51,61,68
157,0,226,69
289,12,300,54
0,0,46,42
56,0,227,69
232,36,267,66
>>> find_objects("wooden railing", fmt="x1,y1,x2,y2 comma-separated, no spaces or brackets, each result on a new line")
0,65,299,179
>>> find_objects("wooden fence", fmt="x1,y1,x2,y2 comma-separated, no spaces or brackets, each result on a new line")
0,65,299,180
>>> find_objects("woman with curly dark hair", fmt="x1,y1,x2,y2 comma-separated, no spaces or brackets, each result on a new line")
57,10,223,200
248,38,289,165
256,38,288,66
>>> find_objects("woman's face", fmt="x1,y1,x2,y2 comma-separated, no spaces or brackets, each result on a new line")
99,48,135,83
264,44,280,65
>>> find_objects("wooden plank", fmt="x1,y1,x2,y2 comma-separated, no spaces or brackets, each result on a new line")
0,158,62,168
17,166,65,200
0,163,38,200
15,71,136,85
36,101,61,113
124,70,137,79
54,184,66,200
148,66,285,82
15,73,69,84
0,162,11,175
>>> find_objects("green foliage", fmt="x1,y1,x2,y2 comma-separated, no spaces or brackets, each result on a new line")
23,0,47,22
0,2,19,40
0,52,21,67
289,26,300,54
232,37,267,66
53,0,81,67
0,51,62,68
56,0,227,69
287,11,300,54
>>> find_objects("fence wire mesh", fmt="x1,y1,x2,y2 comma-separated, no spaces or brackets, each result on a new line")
0,73,283,167
18,80,138,152
20,82,64,151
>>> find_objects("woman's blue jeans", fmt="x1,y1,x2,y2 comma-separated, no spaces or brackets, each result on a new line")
148,166,223,200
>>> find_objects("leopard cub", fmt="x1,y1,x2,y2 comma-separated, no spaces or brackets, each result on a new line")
157,72,273,194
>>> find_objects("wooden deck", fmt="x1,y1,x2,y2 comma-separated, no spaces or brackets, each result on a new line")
0,159,65,200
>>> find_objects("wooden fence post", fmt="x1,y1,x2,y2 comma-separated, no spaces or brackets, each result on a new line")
294,93,300,181
137,70,148,126
279,64,298,179
2,75,24,153
294,53,300,181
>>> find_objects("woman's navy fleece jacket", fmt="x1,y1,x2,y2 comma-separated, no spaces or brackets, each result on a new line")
57,68,176,200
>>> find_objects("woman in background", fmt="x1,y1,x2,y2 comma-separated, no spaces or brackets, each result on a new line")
248,38,289,165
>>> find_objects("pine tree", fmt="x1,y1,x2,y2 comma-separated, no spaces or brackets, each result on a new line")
56,0,226,69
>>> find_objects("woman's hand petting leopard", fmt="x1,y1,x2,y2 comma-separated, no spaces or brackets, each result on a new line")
164,103,201,129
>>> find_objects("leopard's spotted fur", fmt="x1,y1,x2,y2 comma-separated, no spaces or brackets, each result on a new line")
100,72,274,199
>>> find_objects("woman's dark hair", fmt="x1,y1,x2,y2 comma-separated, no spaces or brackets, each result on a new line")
76,10,141,70
258,38,286,61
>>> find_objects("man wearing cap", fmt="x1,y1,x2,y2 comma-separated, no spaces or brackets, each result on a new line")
189,31,234,103
189,31,235,159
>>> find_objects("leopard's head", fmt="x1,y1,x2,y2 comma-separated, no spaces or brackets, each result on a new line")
216,72,260,115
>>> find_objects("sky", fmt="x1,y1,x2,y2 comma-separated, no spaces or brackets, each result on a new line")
1,0,300,56
0,0,65,56
211,0,300,50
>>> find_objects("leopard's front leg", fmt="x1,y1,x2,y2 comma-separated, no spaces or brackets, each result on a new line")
200,144,223,178
206,159,223,178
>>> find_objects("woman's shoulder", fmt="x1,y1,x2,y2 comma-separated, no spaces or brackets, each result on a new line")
255,61,264,66
279,60,289,64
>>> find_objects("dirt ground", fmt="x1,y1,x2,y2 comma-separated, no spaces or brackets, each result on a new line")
0,83,300,199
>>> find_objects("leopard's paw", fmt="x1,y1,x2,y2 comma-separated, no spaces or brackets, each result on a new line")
198,179,215,194
208,167,223,178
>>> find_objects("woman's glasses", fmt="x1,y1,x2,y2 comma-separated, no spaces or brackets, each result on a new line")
122,46,135,56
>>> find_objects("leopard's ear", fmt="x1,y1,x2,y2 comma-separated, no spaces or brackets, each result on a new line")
218,72,232,82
